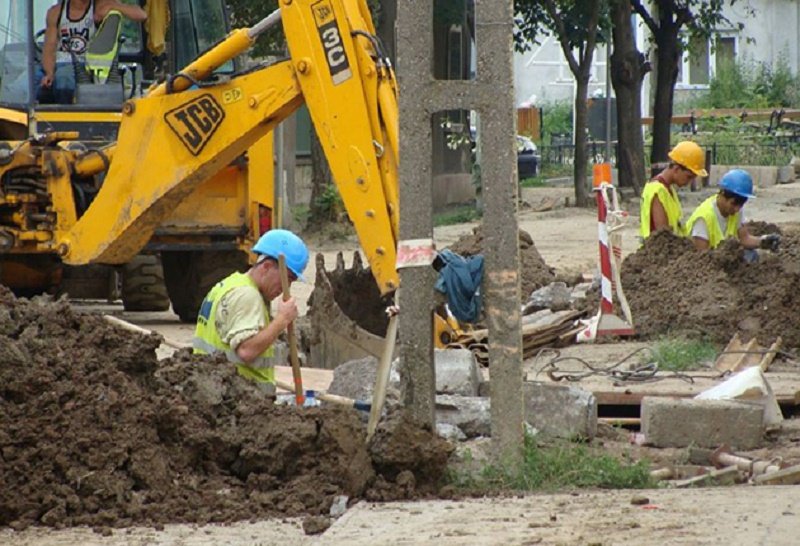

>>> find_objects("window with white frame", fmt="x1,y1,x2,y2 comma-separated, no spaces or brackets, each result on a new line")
676,32,738,88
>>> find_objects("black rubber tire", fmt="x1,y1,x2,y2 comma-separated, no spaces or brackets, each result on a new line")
121,254,171,312
161,250,249,323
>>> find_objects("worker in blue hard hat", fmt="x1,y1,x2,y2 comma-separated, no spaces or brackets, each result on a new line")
686,169,781,253
193,229,309,396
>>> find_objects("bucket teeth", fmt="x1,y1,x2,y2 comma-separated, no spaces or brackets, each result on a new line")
335,251,345,273
352,251,363,271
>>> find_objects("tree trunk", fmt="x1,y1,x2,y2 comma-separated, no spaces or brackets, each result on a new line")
650,26,681,164
573,76,590,207
609,0,646,195
309,131,333,227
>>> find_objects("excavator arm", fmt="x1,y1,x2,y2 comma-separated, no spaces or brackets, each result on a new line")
58,0,400,295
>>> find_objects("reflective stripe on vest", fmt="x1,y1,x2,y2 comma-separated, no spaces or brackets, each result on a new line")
640,181,685,239
686,195,740,249
192,271,276,385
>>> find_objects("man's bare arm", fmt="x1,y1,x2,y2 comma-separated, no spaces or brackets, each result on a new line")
40,5,61,86
95,0,147,23
650,197,669,232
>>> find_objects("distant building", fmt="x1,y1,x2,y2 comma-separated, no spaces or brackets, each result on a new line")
514,1,800,109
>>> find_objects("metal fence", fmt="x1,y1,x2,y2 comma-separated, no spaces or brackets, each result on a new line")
539,141,800,171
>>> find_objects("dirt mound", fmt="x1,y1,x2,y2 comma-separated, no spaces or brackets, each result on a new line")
448,226,555,298
0,288,452,531
621,229,800,347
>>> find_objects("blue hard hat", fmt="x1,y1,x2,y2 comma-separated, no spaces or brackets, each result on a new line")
718,169,755,199
252,229,309,281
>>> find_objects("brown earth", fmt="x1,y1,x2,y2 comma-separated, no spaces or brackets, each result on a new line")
447,225,556,299
0,287,452,532
621,226,800,347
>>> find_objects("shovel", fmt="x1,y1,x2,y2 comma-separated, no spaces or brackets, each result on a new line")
278,254,305,406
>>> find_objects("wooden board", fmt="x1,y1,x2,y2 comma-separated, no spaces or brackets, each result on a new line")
521,370,800,406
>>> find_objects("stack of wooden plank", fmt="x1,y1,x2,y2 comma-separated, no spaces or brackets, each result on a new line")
449,309,585,366
713,333,782,373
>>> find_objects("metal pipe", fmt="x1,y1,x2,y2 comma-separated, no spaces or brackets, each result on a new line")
25,0,36,135
247,9,282,40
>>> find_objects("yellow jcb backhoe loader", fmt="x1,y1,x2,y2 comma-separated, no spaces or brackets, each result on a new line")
0,0,274,318
0,0,463,364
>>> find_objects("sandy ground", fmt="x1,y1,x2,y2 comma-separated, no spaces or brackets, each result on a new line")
4,486,800,545
20,180,800,545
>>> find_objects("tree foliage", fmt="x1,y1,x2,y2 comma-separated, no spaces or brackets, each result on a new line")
629,0,745,162
514,0,610,206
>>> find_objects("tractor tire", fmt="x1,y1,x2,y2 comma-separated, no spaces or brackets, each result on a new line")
162,250,249,323
121,254,171,312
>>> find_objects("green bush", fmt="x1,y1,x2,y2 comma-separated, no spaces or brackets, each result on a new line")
540,100,572,145
689,56,800,110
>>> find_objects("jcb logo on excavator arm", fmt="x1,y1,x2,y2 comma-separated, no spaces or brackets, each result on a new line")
165,94,225,155
312,0,352,85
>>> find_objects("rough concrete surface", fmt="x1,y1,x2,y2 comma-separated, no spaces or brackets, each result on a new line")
524,382,598,440
641,396,765,449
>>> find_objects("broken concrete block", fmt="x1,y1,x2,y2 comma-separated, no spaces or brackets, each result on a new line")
524,282,572,312
436,422,467,442
524,382,597,440
641,397,764,450
434,348,481,396
327,356,400,404
778,165,795,184
435,395,491,438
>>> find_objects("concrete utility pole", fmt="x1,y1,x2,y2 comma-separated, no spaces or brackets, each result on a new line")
397,1,524,462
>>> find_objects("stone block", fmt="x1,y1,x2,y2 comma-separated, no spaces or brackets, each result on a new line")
434,348,481,396
436,395,491,438
523,382,597,439
641,397,764,450
778,165,795,184
709,165,778,189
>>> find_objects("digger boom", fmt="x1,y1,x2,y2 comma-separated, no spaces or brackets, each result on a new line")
10,0,400,295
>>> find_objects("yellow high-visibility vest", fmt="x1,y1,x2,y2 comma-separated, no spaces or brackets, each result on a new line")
192,271,275,386
640,180,685,239
686,195,740,249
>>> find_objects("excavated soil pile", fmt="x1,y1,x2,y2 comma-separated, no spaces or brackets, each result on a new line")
448,226,555,298
0,288,453,531
621,228,800,347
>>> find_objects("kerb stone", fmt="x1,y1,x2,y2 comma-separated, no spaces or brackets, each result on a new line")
641,397,764,449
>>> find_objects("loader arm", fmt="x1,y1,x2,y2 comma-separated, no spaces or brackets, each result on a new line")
59,0,400,295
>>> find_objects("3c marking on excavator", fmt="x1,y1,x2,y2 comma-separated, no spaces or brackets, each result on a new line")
164,94,226,155
312,0,352,85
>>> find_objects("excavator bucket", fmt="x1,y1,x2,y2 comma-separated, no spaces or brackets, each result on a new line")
305,252,466,369
306,252,391,369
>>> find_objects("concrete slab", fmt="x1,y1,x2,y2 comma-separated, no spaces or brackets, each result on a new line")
524,382,597,439
641,397,764,449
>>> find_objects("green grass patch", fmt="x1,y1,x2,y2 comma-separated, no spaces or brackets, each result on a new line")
645,337,717,372
433,204,481,226
449,435,655,492
520,176,549,188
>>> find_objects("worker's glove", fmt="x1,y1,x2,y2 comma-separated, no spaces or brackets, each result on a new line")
760,233,781,251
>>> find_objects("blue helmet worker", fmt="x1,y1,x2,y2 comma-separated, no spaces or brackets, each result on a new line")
193,229,309,397
686,169,780,253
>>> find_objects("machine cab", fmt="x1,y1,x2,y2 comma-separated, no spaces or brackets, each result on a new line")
0,0,234,140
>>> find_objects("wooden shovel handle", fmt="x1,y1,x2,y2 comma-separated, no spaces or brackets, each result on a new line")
278,255,304,406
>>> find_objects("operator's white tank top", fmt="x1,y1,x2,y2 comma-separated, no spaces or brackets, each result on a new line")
55,0,95,64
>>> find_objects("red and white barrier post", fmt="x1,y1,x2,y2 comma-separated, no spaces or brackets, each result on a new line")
578,163,634,341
